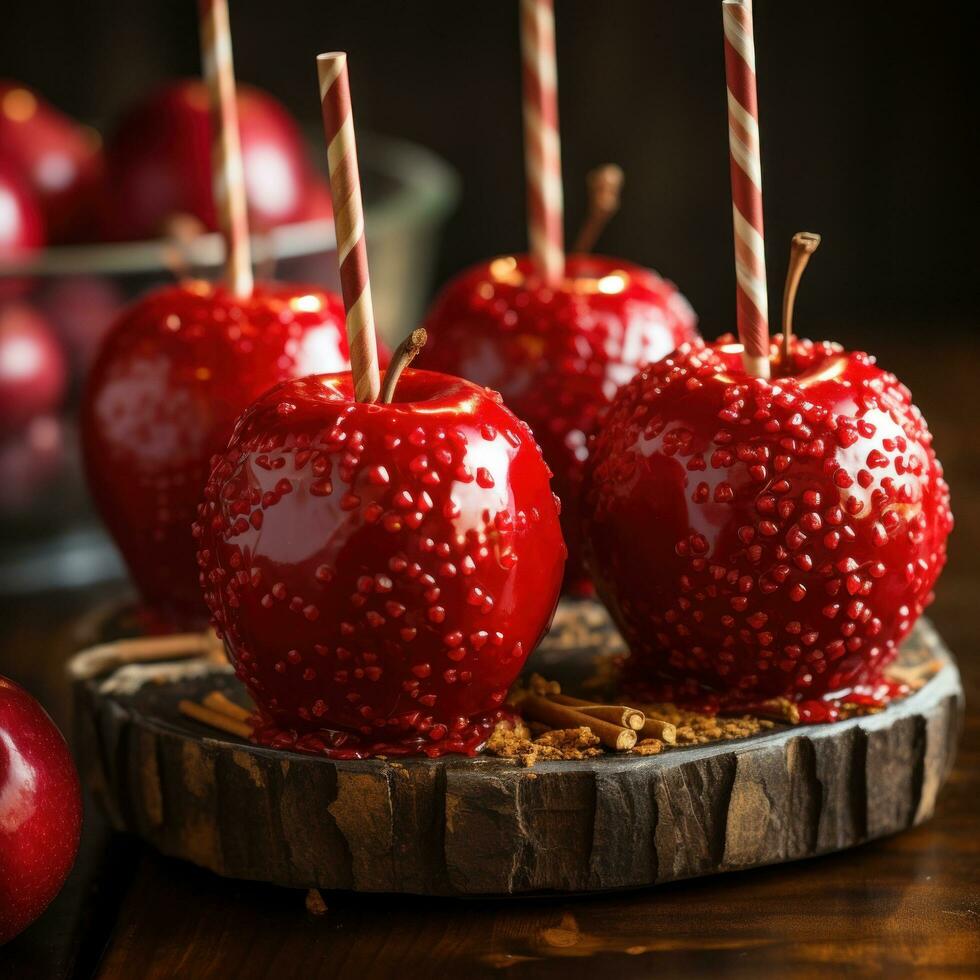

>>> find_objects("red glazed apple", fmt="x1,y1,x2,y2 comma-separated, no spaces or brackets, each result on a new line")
0,81,102,243
196,369,566,757
101,80,322,241
0,302,66,433
419,254,698,595
582,337,953,720
82,281,353,628
0,676,82,946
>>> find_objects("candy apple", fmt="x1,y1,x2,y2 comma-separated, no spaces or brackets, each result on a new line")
82,281,355,628
419,253,698,595
582,337,953,720
0,302,66,433
101,80,321,241
0,676,82,946
0,81,102,243
196,368,566,757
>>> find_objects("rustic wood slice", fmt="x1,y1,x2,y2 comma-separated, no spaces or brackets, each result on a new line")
69,602,964,897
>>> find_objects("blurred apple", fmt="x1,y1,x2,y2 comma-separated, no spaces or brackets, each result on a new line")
0,302,67,433
40,276,124,371
0,81,103,243
101,79,324,241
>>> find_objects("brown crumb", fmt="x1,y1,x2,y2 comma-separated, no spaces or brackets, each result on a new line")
633,738,663,756
305,889,328,916
484,721,603,766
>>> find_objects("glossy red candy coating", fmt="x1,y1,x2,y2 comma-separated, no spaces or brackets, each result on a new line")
101,80,321,241
583,337,953,711
0,81,102,243
0,676,82,946
0,303,66,433
196,370,565,756
82,282,351,628
419,254,698,595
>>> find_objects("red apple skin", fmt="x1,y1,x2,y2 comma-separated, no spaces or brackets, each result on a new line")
196,369,566,756
0,81,102,243
101,80,321,241
0,676,82,946
81,282,354,629
582,337,953,717
0,156,45,300
0,302,67,433
418,253,698,596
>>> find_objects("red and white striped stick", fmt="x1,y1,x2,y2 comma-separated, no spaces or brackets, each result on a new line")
520,0,565,285
722,0,769,378
198,0,252,297
316,53,381,403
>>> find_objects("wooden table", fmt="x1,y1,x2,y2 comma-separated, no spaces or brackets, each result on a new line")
2,339,978,979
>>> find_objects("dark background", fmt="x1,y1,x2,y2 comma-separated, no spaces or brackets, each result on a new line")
4,0,979,338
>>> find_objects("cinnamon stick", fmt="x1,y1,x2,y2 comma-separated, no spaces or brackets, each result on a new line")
69,631,224,681
178,699,252,739
549,694,645,731
202,690,253,723
639,717,677,744
519,694,636,751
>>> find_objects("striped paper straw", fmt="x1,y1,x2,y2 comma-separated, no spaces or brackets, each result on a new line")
520,0,565,285
198,0,252,297
722,0,769,378
317,53,381,403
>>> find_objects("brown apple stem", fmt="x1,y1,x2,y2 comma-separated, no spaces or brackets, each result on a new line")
781,232,821,367
161,212,206,283
380,328,428,404
572,164,624,254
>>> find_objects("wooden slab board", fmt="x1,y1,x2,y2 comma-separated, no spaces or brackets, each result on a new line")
70,605,964,897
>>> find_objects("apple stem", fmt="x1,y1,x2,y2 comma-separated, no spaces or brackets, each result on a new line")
161,213,206,283
380,328,428,404
780,232,821,369
572,164,624,254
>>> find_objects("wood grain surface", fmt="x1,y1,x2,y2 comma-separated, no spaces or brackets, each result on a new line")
71,620,962,898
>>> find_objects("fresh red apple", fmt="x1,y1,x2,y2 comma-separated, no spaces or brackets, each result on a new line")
0,81,102,243
0,676,82,946
0,302,67,433
582,336,953,720
196,368,566,757
101,80,322,241
82,281,355,628
418,253,698,595
0,155,45,300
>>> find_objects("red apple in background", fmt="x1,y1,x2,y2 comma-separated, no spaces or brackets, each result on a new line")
40,275,124,371
0,303,67,432
0,81,102,243
82,281,358,628
0,415,64,511
101,80,326,242
419,253,698,595
582,337,953,720
196,369,565,757
0,676,82,946
0,156,44,300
